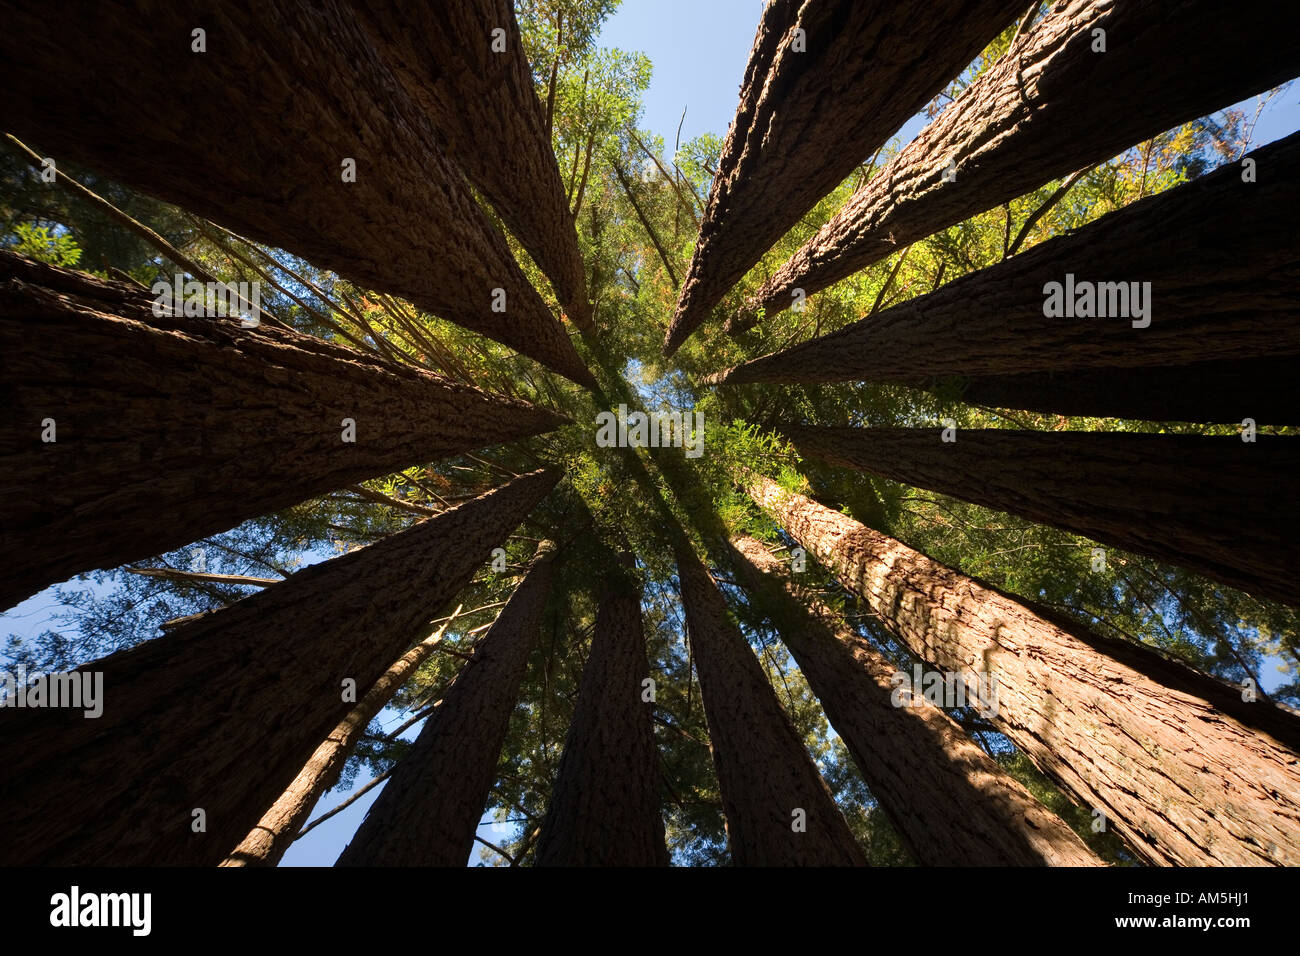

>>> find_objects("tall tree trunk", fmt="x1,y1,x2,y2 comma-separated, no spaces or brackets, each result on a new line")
353,1,592,334
221,608,464,867
951,357,1300,425
674,544,866,865
336,540,559,866
535,553,669,865
663,0,1021,355
736,0,1300,329
0,0,596,387
710,129,1300,385
779,425,1300,607
0,254,568,612
747,474,1300,865
728,535,1101,866
0,469,561,865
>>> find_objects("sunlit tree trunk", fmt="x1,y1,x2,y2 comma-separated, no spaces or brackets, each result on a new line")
747,474,1300,865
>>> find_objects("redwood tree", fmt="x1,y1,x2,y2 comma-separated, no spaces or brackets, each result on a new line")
0,0,596,386
663,0,1021,354
729,534,1101,866
0,469,561,866
354,0,593,334
708,131,1300,386
735,0,1300,329
0,253,569,612
778,425,1300,607
337,539,559,867
748,474,1300,866
675,544,866,865
535,553,669,865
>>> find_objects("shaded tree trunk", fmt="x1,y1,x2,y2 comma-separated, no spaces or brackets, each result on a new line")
221,610,463,866
354,0,593,334
747,474,1300,865
0,0,596,386
729,535,1101,865
663,0,1021,354
535,553,669,865
780,425,1300,607
674,544,866,866
0,254,569,612
950,358,1300,425
0,469,561,865
736,0,1300,329
710,130,1300,384
336,539,559,866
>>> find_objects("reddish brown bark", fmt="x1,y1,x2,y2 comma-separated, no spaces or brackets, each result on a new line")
0,469,561,865
221,614,461,867
729,535,1101,866
0,0,596,386
748,475,1300,865
663,0,1021,354
780,425,1300,607
535,553,668,866
353,1,592,334
736,0,1300,329
708,130,1300,385
336,540,558,866
0,254,569,613
675,544,866,866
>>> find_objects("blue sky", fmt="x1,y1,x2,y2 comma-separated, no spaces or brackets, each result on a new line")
4,0,1298,867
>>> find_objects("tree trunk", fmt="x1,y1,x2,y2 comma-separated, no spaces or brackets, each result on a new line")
747,474,1300,866
353,0,592,335
780,425,1300,607
950,357,1300,425
221,609,463,866
0,469,561,865
0,254,569,612
728,535,1101,866
535,553,669,865
711,129,1300,384
736,0,1300,329
0,0,596,387
674,544,866,866
663,0,1022,354
336,539,559,866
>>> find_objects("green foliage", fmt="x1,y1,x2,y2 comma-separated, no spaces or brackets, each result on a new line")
9,222,82,267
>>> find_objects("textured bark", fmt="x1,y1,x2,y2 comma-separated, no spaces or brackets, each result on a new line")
780,425,1300,607
221,616,458,867
710,130,1300,385
663,0,1021,354
951,357,1300,425
535,553,669,866
336,539,558,866
729,535,1101,866
737,0,1300,328
0,254,569,613
674,545,866,866
0,0,596,386
353,1,592,334
748,475,1300,866
0,469,561,865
